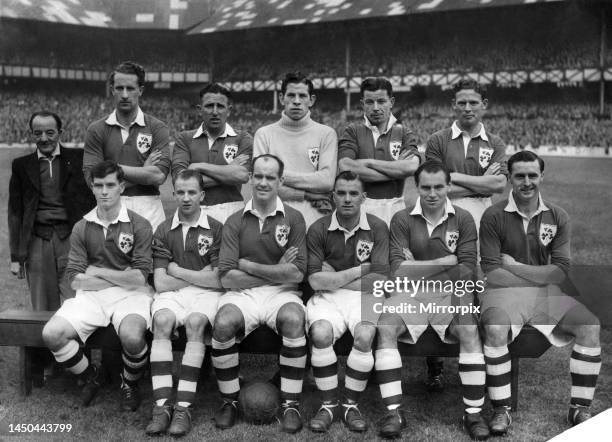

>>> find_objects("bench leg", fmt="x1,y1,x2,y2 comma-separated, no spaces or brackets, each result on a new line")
511,357,519,411
20,347,34,396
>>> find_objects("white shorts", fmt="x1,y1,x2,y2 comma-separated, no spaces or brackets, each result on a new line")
218,284,303,338
451,197,491,230
284,200,325,228
55,286,153,343
152,285,222,329
202,201,245,224
480,285,582,347
307,289,377,343
363,197,405,226
381,291,477,344
122,195,165,232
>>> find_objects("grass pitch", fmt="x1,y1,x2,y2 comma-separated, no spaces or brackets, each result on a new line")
0,150,611,441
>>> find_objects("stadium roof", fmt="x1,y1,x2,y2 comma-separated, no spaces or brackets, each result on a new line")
189,0,566,34
0,0,213,29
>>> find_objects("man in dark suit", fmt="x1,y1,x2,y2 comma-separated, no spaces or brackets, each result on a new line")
9,111,95,311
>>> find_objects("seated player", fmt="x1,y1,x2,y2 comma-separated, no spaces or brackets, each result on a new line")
306,171,389,433
145,170,223,436
479,151,601,434
212,154,308,433
42,161,153,411
375,161,489,440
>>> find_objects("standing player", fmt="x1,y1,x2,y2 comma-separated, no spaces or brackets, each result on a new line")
425,79,507,229
42,161,153,410
338,77,421,224
253,72,337,227
9,111,95,311
83,61,170,231
212,154,308,433
306,171,389,433
424,79,507,390
479,151,601,434
375,161,488,440
145,170,223,436
172,83,252,223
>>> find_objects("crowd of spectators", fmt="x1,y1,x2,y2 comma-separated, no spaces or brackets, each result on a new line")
1,90,610,148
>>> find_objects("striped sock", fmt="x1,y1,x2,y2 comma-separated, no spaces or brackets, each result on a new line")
211,338,239,400
150,339,173,406
570,344,601,407
375,348,403,410
311,346,338,403
459,352,486,414
177,342,205,407
52,340,89,375
345,348,374,402
280,336,307,402
122,344,149,386
484,345,512,408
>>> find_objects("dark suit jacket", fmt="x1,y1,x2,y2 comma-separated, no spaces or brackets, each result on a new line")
8,146,96,263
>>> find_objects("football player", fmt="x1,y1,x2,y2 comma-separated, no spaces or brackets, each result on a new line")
146,170,223,436
211,154,308,433
42,161,153,410
479,151,601,433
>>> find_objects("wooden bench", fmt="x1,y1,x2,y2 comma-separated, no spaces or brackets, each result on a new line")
0,308,551,410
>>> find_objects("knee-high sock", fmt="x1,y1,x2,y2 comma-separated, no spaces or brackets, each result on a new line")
375,348,403,410
459,352,486,414
52,340,89,376
177,342,206,408
150,339,173,405
211,338,239,400
570,344,601,407
311,345,338,403
484,345,511,408
123,344,149,385
345,348,374,403
280,336,307,403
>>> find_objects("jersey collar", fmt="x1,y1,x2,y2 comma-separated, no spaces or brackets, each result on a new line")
328,209,370,238
105,108,146,128
170,208,210,230
84,203,130,227
504,191,549,215
451,120,489,142
36,144,61,159
193,122,237,139
243,197,285,218
410,197,455,221
364,113,397,135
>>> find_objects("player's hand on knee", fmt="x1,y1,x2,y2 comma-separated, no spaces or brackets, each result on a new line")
10,261,24,279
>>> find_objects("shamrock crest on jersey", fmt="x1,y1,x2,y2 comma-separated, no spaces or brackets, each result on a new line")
136,133,152,154
118,232,134,254
446,230,459,253
356,239,373,262
479,147,493,169
223,144,238,163
275,224,290,247
308,147,319,169
539,223,557,246
197,234,212,256
389,141,401,161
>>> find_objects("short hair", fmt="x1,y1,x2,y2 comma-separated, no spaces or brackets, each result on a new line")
334,170,364,191
174,169,205,191
199,83,232,102
453,79,487,100
108,61,146,88
90,160,125,183
414,161,451,186
280,71,314,95
360,77,393,98
508,151,545,174
29,111,62,131
251,154,284,178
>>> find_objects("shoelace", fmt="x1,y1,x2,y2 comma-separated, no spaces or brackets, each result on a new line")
342,403,361,421
316,403,338,420
121,382,134,398
492,408,512,425
282,402,301,417
173,408,191,424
